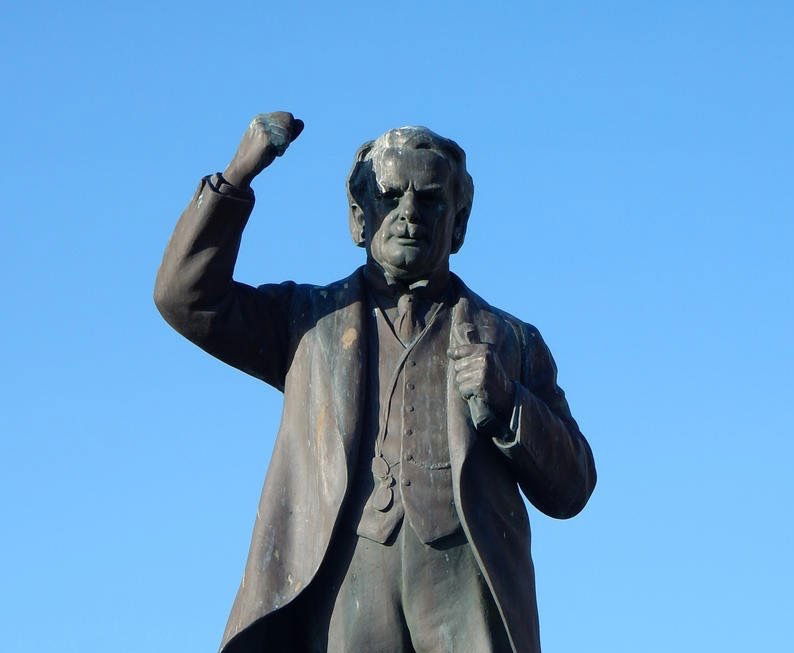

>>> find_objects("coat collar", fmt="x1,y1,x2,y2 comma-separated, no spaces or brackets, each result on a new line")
362,261,451,305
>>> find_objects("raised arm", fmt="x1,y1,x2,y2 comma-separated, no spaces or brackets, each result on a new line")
153,112,304,390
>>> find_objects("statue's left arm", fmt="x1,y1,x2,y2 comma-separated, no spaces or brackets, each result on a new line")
494,325,596,519
449,325,596,518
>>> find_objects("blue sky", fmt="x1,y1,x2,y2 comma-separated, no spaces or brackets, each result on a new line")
2,2,793,651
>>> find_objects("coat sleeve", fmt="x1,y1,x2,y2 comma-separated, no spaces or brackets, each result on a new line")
153,175,296,391
494,324,597,518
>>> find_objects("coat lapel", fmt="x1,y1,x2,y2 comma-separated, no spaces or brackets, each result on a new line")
446,278,508,471
314,269,367,468
447,286,479,474
446,280,525,653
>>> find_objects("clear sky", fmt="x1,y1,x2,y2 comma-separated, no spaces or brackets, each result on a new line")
2,1,793,651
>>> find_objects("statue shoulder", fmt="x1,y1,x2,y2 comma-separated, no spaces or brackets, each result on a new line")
252,268,365,333
304,267,365,306
254,268,364,305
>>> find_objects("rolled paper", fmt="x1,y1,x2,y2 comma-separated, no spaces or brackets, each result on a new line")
452,322,498,432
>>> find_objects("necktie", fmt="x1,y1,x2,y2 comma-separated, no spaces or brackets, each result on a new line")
396,292,418,344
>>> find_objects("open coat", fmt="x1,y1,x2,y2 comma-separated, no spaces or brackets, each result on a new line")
154,177,597,653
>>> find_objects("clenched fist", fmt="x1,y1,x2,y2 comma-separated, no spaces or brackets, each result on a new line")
447,342,515,427
223,112,304,188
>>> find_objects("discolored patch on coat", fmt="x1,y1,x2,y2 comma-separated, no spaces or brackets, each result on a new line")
341,327,358,349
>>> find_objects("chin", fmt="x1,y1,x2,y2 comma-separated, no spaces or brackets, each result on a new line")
380,259,429,281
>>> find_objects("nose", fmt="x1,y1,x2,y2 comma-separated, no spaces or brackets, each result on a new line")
397,189,419,223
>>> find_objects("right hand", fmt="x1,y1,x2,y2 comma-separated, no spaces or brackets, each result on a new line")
223,111,304,188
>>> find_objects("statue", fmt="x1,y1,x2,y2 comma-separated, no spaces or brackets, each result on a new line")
154,112,596,653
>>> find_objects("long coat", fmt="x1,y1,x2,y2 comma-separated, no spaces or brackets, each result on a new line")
154,176,597,653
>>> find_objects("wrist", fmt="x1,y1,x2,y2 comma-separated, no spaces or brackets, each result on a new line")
222,163,253,189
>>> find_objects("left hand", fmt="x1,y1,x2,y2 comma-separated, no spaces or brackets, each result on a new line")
447,343,515,423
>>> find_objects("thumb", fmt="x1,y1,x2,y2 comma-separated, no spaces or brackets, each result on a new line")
290,119,305,142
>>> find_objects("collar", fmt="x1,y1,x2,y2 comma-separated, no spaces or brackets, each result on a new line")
363,261,451,305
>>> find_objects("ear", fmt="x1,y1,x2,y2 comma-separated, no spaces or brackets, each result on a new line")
349,202,366,248
450,206,471,254
346,141,374,249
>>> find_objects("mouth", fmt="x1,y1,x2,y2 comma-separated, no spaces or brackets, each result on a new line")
395,236,424,246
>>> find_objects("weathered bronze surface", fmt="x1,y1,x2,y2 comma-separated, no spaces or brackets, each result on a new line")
154,112,596,653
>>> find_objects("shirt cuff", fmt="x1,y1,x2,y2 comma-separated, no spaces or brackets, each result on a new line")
492,381,522,450
208,173,255,202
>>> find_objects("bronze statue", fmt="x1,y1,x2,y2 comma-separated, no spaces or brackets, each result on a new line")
155,112,596,653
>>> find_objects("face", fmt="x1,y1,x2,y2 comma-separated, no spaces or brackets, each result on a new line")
362,147,458,281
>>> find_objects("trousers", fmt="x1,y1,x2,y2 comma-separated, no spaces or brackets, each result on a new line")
293,518,512,653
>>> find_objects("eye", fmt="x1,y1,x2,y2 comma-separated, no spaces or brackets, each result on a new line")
375,188,401,202
418,191,446,207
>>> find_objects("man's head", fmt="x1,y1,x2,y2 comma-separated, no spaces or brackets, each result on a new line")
347,127,474,282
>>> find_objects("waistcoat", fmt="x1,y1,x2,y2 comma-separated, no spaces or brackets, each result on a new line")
354,290,460,544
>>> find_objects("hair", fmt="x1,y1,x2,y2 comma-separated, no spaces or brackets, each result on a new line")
346,126,474,252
